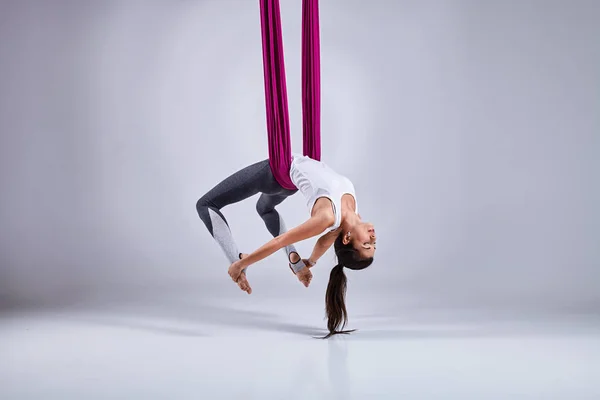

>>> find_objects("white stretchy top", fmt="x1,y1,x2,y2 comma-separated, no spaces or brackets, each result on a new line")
289,154,358,231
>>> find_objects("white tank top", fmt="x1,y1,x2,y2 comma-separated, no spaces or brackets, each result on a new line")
289,154,358,231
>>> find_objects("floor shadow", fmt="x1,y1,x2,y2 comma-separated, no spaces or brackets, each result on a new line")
65,302,326,338
70,314,209,337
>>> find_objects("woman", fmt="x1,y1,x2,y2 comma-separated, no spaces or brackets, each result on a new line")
196,153,376,337
197,0,375,337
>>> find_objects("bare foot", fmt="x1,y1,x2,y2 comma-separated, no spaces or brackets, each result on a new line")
231,253,252,294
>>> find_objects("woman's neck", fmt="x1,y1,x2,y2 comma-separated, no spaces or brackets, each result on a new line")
341,209,361,233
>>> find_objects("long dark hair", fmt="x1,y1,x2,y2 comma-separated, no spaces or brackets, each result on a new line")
323,232,374,338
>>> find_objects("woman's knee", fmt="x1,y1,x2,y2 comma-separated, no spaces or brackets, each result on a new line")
196,195,213,216
255,198,269,217
257,195,280,217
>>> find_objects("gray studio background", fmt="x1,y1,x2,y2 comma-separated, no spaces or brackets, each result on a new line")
1,0,598,318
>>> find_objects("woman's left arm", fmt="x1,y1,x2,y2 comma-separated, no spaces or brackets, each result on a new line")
238,213,333,270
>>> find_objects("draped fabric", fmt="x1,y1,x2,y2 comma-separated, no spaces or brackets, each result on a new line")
260,0,321,190
259,0,295,189
301,0,321,161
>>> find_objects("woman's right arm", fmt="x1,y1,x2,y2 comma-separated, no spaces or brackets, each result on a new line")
307,228,340,266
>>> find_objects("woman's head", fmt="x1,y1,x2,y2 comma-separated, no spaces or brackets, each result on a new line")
341,222,377,260
324,230,375,338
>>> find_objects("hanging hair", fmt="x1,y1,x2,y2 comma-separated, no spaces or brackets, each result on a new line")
323,232,374,339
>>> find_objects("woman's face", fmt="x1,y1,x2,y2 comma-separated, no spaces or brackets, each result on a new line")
347,222,376,259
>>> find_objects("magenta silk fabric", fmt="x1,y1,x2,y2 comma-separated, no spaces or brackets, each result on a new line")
302,0,321,162
259,0,321,190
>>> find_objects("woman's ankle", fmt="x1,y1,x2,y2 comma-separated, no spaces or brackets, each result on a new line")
288,251,301,264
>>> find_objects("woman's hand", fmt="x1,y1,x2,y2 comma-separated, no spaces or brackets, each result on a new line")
288,258,313,287
295,263,313,287
228,257,252,294
228,259,245,281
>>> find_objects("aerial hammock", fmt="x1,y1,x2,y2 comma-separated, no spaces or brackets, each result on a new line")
261,0,321,189
196,0,376,338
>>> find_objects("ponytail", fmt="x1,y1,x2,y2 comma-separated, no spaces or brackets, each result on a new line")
322,232,375,339
324,264,354,338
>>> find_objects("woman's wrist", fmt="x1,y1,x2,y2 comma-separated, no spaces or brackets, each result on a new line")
239,256,251,269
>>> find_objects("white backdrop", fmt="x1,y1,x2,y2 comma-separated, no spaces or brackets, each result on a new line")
1,0,598,317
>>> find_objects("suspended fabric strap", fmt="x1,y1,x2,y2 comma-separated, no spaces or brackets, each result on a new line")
259,0,321,190
301,0,321,161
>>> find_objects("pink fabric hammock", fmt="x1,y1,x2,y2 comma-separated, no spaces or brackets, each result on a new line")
259,0,321,190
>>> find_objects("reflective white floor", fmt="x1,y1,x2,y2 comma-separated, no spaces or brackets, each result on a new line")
2,303,600,399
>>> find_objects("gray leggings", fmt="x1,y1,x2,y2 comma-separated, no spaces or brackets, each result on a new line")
196,159,301,271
